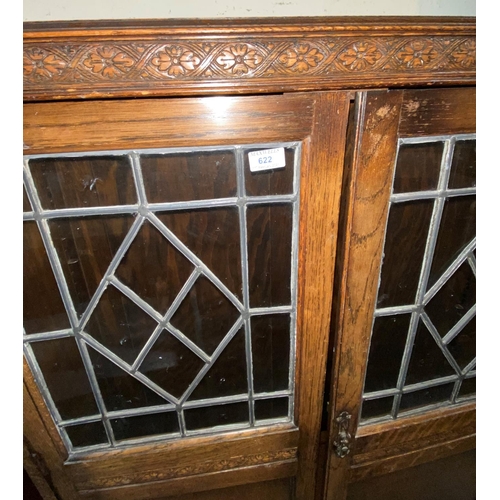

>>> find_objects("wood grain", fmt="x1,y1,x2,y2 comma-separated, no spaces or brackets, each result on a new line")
78,460,297,500
23,18,475,101
399,87,476,137
23,94,314,155
323,90,403,500
294,91,350,499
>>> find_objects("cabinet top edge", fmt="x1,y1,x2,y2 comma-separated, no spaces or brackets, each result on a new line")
24,16,476,39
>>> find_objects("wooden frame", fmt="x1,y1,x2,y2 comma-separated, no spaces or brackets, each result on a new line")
23,17,476,500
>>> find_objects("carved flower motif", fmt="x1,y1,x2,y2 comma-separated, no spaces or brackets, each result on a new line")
83,46,134,78
151,46,201,76
23,48,66,79
216,45,263,75
338,42,382,71
451,40,476,67
279,44,324,73
397,41,438,68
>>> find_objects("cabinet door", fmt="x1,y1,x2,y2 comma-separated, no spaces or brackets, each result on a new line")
324,88,476,499
23,92,350,500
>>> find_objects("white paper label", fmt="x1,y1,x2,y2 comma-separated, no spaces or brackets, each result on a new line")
248,148,286,172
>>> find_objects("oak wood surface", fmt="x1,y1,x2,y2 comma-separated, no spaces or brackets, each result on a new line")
323,90,403,500
23,94,314,155
23,18,475,101
294,91,350,500
347,448,475,499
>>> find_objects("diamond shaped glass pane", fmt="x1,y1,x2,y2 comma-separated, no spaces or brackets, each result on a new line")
139,329,206,400
170,276,240,356
85,285,158,365
115,220,194,315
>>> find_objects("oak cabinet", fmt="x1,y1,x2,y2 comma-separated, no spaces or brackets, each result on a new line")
23,17,475,500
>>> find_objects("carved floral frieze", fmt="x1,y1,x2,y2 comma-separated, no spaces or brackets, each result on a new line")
23,33,475,97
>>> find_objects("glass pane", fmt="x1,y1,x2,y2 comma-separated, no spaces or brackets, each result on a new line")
247,204,293,307
360,396,394,421
377,200,434,308
49,215,135,318
111,412,179,441
24,222,70,334
88,347,169,412
157,208,242,299
141,151,236,202
85,285,158,365
30,337,98,419
405,319,455,385
400,383,454,412
189,327,247,401
393,142,444,193
244,146,295,196
448,140,476,189
170,276,240,356
251,314,290,393
29,156,136,210
184,402,248,431
23,185,32,212
428,196,476,289
115,220,194,315
364,315,411,393
255,397,289,421
447,318,476,370
425,262,476,337
64,422,108,448
458,377,476,398
139,329,206,400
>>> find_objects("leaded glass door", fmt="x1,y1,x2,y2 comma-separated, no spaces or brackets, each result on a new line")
23,92,351,500
323,88,476,500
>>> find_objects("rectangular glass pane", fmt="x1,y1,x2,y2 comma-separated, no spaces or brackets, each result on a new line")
255,397,289,421
244,146,295,196
399,383,455,413
64,422,108,449
364,315,410,393
30,337,99,420
360,396,394,421
393,142,443,193
141,150,237,202
111,412,179,441
24,221,70,334
448,140,476,189
247,204,293,308
184,402,249,431
29,156,136,210
377,200,434,308
251,314,290,393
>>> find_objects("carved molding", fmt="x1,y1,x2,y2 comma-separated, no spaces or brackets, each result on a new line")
23,19,475,100
77,447,297,490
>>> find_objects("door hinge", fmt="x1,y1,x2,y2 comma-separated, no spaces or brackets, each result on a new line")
333,411,352,458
